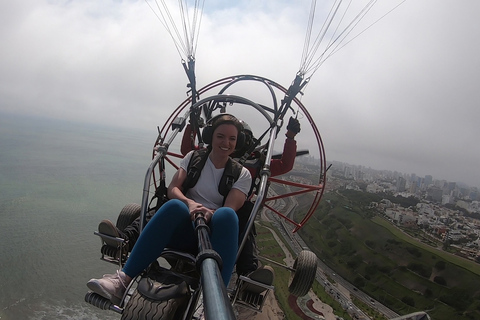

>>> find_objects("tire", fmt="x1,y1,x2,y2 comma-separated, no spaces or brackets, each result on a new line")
288,250,318,297
116,203,141,231
120,289,189,320
121,270,191,320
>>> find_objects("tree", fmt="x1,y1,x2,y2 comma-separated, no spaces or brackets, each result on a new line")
435,260,446,271
353,276,366,288
424,288,433,298
365,240,376,249
407,262,431,278
406,246,422,258
347,255,363,270
440,288,472,311
433,276,447,286
365,263,378,276
401,296,415,307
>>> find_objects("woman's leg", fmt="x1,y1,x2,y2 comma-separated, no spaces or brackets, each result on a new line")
209,207,239,285
122,199,196,277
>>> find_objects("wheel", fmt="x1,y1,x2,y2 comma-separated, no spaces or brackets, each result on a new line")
121,271,191,320
120,290,188,320
116,203,141,231
288,250,318,297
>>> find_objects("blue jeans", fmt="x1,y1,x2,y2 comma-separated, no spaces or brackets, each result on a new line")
123,199,239,286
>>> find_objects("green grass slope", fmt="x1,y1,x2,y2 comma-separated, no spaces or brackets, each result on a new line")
297,190,480,320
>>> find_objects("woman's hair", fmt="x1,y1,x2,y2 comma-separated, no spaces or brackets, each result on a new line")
211,114,243,135
202,114,245,149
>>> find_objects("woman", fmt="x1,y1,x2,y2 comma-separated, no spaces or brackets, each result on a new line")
87,115,252,304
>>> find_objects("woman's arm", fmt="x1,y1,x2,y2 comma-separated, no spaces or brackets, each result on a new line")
270,116,301,176
224,166,251,211
167,168,189,203
224,188,247,212
270,137,297,176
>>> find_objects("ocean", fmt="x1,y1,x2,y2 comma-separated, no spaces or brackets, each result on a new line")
0,113,156,319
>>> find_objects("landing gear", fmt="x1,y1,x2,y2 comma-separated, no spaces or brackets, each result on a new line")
116,203,140,231
289,250,318,297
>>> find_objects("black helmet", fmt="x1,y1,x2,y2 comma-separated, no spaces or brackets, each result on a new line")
231,120,254,158
239,120,252,135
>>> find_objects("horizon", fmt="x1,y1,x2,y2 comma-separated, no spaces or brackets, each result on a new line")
3,111,478,191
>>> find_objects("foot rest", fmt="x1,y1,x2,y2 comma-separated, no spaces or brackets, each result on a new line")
95,231,125,247
232,275,274,312
95,231,128,266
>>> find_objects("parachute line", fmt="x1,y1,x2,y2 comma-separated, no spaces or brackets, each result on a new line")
298,0,408,79
145,0,205,61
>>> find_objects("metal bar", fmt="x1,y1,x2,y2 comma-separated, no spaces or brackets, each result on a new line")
195,216,236,320
200,259,235,320
236,124,277,261
265,187,321,201
257,256,296,272
262,203,300,227
139,109,192,232
268,176,323,189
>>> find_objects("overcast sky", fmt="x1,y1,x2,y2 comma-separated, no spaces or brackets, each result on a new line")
1,0,479,189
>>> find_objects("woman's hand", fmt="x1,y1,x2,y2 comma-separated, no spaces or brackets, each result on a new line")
188,201,214,222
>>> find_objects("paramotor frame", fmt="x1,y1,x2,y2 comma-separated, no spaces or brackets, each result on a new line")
148,74,327,234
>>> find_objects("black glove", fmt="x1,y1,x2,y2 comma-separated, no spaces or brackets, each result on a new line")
286,116,301,134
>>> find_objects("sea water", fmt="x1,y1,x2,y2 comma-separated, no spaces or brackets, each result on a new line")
0,113,156,319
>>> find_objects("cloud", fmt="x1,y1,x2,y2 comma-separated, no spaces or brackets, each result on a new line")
1,0,479,188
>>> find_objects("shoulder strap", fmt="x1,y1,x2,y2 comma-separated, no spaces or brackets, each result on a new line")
149,158,169,212
182,149,243,202
219,157,243,198
182,149,210,194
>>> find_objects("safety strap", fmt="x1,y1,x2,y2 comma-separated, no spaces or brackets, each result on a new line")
183,149,243,201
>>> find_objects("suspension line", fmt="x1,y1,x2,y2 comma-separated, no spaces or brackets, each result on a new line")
298,0,408,80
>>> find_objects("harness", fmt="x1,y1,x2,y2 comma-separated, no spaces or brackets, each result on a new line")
182,148,243,201
151,149,243,212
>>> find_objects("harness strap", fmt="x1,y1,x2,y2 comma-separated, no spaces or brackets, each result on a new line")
183,149,243,202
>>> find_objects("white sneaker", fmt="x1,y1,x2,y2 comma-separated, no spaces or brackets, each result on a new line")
87,270,128,304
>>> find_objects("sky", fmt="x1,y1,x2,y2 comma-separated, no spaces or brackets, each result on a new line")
1,0,479,189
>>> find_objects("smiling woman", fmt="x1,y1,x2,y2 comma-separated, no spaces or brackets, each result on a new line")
86,112,252,307
208,122,242,161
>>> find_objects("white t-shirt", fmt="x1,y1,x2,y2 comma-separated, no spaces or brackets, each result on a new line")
180,150,252,210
